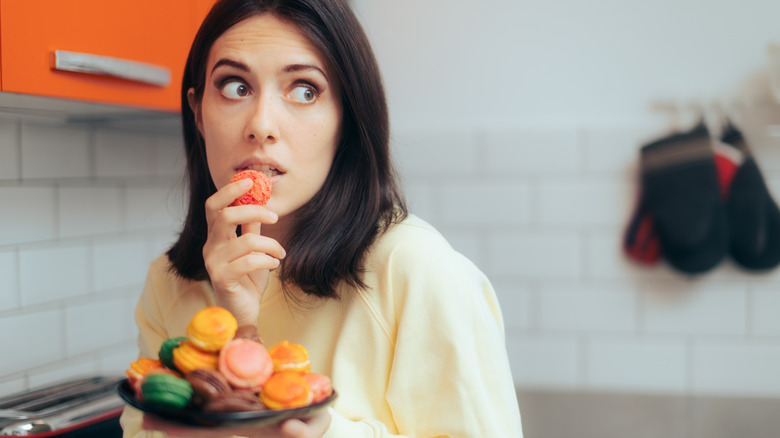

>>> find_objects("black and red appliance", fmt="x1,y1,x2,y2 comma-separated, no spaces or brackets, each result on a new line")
0,375,124,437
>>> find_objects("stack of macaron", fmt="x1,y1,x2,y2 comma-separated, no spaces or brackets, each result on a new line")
125,306,333,413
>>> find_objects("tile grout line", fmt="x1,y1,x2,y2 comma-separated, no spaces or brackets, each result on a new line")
87,124,97,179
14,247,21,310
15,120,22,180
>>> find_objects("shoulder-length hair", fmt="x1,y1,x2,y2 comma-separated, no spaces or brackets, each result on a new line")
167,0,407,299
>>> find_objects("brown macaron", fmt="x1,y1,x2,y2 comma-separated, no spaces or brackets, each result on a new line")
203,389,266,412
234,325,263,344
185,368,231,408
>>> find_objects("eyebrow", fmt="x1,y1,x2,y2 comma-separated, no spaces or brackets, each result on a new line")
282,63,328,81
211,58,250,74
211,58,328,81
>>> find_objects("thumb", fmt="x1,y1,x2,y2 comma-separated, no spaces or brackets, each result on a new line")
280,419,306,437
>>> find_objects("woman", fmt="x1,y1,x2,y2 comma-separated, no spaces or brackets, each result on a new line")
120,0,522,436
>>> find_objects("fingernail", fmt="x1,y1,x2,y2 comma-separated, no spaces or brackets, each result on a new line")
270,211,278,222
281,248,287,258
239,178,252,187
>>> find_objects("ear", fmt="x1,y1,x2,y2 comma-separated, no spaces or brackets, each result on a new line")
187,87,204,135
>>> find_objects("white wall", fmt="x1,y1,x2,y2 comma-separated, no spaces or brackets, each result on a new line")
0,117,184,395
354,0,780,126
353,0,780,397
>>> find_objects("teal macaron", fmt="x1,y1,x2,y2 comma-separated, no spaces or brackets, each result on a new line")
158,336,187,371
141,373,193,409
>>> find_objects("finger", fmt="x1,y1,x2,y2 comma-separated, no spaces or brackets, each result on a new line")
221,233,286,263
205,178,254,224
280,410,332,438
207,253,279,290
280,419,306,438
232,252,281,273
211,205,278,240
242,221,261,236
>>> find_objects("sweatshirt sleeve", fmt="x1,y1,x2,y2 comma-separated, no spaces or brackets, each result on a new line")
387,248,522,437
324,229,523,437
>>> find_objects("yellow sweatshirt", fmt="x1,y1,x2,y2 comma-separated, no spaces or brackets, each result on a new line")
120,214,523,437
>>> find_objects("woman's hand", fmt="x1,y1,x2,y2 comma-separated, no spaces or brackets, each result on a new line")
203,178,286,326
142,409,331,438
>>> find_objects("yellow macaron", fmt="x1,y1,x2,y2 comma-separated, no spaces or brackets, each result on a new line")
172,341,219,375
186,307,238,353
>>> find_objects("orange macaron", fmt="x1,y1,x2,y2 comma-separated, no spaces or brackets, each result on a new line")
218,338,274,391
126,358,164,386
125,358,165,396
186,307,238,353
268,340,311,373
260,372,313,410
172,341,220,375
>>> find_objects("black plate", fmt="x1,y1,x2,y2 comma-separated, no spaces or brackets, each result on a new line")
116,379,337,427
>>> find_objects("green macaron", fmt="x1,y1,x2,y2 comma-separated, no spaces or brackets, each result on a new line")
141,374,193,409
158,336,187,371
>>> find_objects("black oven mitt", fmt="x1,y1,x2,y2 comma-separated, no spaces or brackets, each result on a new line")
640,122,728,274
721,123,780,270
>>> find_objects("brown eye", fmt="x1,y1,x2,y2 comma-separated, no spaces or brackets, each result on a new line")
221,81,249,99
290,85,318,103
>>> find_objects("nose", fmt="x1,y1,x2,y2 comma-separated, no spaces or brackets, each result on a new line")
245,93,279,144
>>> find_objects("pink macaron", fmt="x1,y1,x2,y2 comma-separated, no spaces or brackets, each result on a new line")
302,372,333,404
218,338,273,391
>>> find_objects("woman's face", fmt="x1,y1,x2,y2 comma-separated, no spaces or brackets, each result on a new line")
191,14,342,220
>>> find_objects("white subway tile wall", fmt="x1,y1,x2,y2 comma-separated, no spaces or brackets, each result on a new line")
394,116,780,399
0,120,19,180
21,123,90,180
751,286,780,336
692,342,780,396
0,250,19,312
58,185,123,238
94,129,158,179
19,243,90,306
0,187,57,245
2,110,780,402
0,116,184,391
506,335,580,389
536,282,638,333
585,337,688,393
1,309,66,376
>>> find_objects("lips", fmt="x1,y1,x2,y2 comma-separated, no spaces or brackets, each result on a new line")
236,163,284,179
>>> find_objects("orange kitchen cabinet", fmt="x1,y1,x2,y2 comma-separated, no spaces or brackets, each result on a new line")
0,1,208,113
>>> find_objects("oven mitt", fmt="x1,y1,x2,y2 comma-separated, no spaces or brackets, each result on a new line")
721,123,780,270
624,134,739,267
640,121,728,274
623,194,661,265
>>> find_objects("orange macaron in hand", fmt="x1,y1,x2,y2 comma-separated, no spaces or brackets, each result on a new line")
230,169,272,207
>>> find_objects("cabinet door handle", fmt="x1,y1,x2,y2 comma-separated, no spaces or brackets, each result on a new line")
50,50,171,87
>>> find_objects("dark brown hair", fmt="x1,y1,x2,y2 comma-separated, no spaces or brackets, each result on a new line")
167,0,407,298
